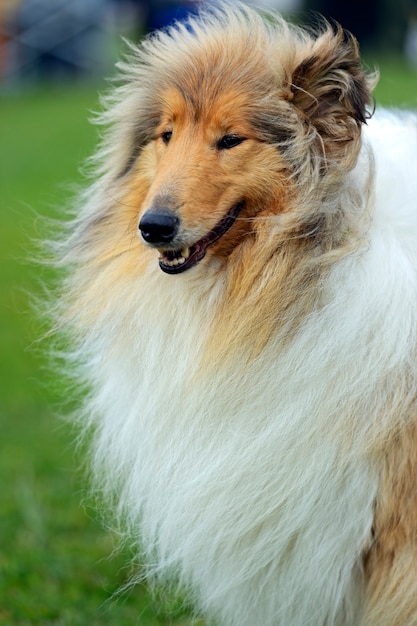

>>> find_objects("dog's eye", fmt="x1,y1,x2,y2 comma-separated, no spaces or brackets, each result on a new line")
217,135,246,150
161,130,172,145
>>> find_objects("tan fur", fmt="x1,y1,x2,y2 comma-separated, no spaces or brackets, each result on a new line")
364,418,417,625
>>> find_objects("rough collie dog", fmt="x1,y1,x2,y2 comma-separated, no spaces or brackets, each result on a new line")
56,2,417,625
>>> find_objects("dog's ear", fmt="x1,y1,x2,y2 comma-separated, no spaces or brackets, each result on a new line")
290,24,374,165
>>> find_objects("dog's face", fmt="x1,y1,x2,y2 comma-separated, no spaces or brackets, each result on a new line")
136,87,292,274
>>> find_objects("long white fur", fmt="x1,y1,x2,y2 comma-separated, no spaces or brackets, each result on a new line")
59,5,417,625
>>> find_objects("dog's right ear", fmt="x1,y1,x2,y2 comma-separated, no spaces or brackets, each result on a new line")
289,24,376,165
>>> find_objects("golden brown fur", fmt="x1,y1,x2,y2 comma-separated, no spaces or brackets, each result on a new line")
365,419,417,625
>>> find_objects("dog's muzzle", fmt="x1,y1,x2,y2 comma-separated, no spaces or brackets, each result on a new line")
139,202,244,275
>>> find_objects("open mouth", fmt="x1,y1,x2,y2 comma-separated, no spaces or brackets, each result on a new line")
158,202,243,274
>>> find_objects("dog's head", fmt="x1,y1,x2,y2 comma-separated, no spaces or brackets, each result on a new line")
135,83,294,274
101,3,376,276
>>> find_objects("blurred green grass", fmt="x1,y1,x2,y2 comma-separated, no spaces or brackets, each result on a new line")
0,56,415,625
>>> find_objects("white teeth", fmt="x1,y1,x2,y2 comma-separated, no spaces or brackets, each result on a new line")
181,247,190,259
159,252,187,267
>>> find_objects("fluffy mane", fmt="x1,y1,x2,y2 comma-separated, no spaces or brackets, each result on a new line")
57,2,377,361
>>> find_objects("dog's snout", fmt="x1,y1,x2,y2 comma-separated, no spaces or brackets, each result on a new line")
139,210,179,244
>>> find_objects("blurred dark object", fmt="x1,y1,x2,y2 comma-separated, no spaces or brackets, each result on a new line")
405,9,417,65
0,0,204,86
304,0,415,52
141,0,202,32
1,0,115,85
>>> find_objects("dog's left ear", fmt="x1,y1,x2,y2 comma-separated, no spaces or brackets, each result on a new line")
290,24,375,164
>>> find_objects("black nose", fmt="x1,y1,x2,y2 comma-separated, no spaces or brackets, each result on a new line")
139,210,179,244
